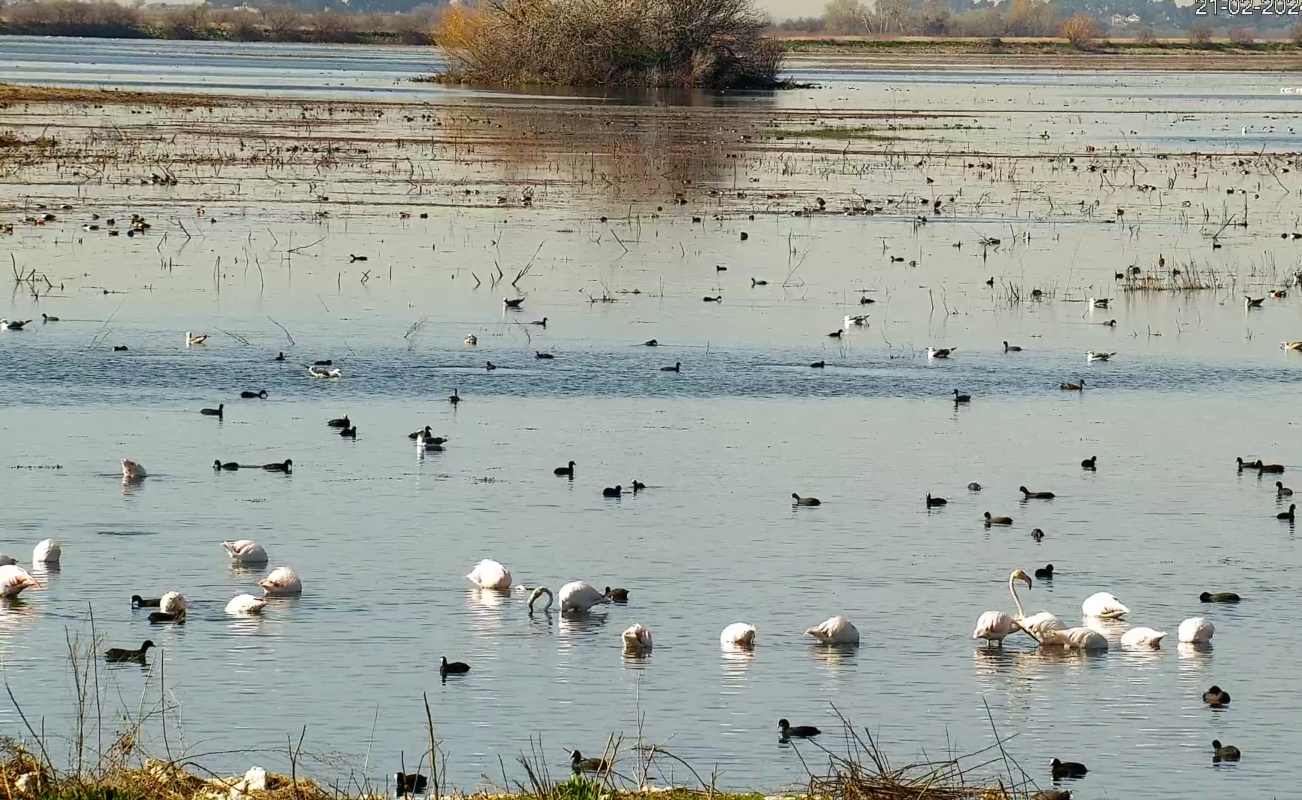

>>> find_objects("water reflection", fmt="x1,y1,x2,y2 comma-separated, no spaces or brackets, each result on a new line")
621,650,651,669
29,562,60,580
226,562,263,578
466,587,508,610
224,616,265,636
463,102,751,204
557,611,609,649
719,645,755,688
0,598,38,656
809,643,858,668
1084,617,1129,642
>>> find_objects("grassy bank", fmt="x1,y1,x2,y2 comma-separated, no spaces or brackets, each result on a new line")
0,734,1048,800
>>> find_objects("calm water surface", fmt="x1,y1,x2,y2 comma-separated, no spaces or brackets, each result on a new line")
0,37,1300,800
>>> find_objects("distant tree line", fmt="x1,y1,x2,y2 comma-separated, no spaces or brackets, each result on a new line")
773,0,1302,38
0,0,444,43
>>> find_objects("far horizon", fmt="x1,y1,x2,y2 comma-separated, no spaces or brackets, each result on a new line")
756,0,811,19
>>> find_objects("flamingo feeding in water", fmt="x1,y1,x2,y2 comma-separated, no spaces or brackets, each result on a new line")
804,615,859,645
259,566,303,596
222,540,268,564
0,565,40,598
622,624,653,654
720,622,757,649
465,559,512,591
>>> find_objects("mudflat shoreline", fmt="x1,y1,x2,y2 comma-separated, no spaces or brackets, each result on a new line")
782,36,1302,71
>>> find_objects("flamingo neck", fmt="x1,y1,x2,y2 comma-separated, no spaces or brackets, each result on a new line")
530,587,554,611
1009,575,1027,619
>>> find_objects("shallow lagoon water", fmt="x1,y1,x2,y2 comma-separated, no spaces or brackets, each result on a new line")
0,38,1300,800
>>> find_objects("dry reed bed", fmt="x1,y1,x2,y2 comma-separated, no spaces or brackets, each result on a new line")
0,82,1300,284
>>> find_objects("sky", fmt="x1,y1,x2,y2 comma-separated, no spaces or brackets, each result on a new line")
755,0,816,20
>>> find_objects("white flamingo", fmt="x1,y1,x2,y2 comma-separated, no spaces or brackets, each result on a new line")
465,559,512,591
622,624,653,653
225,594,267,615
1178,617,1214,643
720,622,757,648
559,581,610,613
307,365,341,379
1038,626,1109,651
159,591,188,615
222,540,268,564
32,539,60,564
1120,626,1167,648
1081,591,1129,619
259,566,303,596
973,569,1063,645
1007,570,1065,638
804,615,860,644
121,458,147,480
0,565,39,598
972,569,1031,646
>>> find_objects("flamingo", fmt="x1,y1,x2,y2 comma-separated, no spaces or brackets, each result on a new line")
259,566,303,596
0,565,40,598
32,539,60,564
804,615,859,644
1082,591,1129,619
465,559,512,591
622,624,653,654
185,331,208,346
222,540,268,564
972,569,1030,646
1038,626,1109,651
121,458,147,481
225,594,267,615
527,587,553,613
159,591,188,615
559,581,609,613
1120,626,1167,648
974,569,1064,645
720,622,757,648
1178,617,1214,643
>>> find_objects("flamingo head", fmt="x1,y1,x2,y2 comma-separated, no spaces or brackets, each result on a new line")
1010,568,1032,589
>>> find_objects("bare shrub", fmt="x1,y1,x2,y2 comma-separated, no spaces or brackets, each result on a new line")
261,4,305,41
212,7,264,41
1060,13,1101,50
1228,25,1256,45
1133,24,1155,44
159,4,210,39
310,11,358,43
1188,22,1213,45
434,0,784,89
